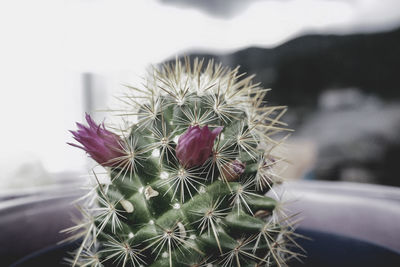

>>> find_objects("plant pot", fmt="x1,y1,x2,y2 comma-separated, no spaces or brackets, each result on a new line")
4,180,400,266
0,182,84,266
10,228,400,267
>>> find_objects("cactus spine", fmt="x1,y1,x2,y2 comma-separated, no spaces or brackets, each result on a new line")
67,58,299,267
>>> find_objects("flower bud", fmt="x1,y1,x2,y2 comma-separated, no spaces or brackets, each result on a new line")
222,160,246,181
68,113,125,167
176,125,223,168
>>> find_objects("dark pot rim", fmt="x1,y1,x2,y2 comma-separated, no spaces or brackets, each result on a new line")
11,227,400,267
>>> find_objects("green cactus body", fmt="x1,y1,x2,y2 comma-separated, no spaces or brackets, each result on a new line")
68,58,297,267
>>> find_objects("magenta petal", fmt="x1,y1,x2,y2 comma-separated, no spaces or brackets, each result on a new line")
68,114,125,167
212,126,224,137
176,125,223,168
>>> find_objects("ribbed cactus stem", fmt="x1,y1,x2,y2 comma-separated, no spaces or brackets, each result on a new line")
67,58,299,267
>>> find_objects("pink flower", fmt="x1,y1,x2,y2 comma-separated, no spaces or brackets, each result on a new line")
176,125,223,168
68,113,125,167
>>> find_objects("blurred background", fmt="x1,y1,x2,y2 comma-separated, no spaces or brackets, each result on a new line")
1,1,400,265
1,0,400,190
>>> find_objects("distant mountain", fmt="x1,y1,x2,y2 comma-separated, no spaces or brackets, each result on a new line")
172,27,400,106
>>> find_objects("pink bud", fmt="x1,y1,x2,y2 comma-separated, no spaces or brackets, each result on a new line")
68,114,125,167
176,125,223,168
222,160,246,181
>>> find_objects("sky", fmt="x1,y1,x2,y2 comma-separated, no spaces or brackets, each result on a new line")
0,0,399,177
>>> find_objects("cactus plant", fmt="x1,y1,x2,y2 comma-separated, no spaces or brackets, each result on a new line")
67,58,300,267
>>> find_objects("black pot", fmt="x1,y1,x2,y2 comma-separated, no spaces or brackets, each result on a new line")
11,228,400,267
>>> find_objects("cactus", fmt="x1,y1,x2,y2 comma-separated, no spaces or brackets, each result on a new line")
67,58,300,267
